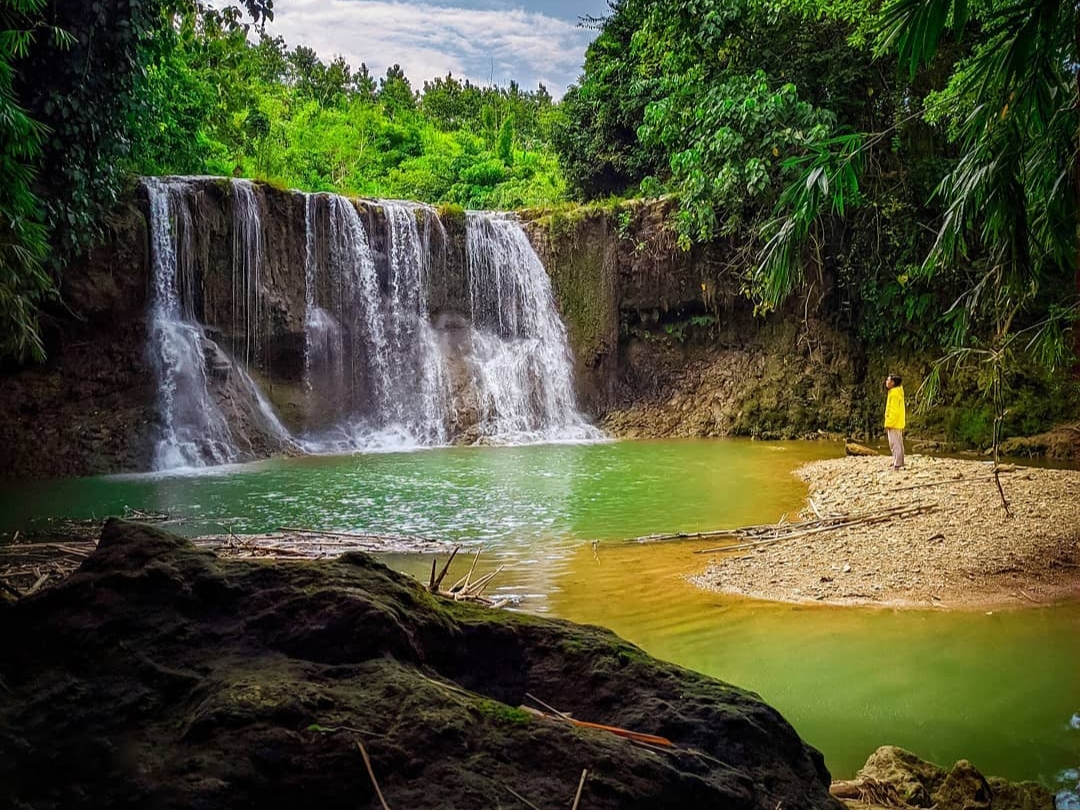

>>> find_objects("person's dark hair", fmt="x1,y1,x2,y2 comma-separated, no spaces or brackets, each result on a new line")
888,374,903,386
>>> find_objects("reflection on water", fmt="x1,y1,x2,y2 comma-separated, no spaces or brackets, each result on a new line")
1,439,1077,785
546,539,1080,784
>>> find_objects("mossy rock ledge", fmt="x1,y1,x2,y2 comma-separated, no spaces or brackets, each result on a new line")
0,520,836,810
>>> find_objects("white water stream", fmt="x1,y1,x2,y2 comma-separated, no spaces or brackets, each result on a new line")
144,178,600,470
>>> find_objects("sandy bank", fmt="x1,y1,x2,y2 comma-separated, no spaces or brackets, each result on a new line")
690,455,1080,608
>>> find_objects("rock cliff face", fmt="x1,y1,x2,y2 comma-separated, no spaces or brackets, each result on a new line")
0,200,158,478
0,179,598,479
0,184,877,480
523,201,872,440
2,180,1069,480
0,520,840,810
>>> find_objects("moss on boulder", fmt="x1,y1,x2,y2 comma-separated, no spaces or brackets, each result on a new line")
0,519,839,810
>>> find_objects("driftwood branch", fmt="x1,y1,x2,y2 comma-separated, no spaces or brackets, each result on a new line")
428,545,460,593
692,503,939,554
993,467,1013,518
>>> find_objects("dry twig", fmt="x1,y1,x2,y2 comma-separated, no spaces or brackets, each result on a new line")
356,742,392,810
694,503,938,554
506,786,542,810
570,769,588,810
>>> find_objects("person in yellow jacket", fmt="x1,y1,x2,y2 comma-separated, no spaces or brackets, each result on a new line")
884,374,906,469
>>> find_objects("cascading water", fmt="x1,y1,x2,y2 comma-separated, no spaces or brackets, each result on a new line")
147,176,600,469
301,193,391,449
145,178,296,470
464,212,601,442
300,196,597,449
300,198,452,449
379,200,450,444
145,178,238,469
232,180,263,367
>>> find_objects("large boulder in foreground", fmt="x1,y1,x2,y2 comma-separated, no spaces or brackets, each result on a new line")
0,520,838,810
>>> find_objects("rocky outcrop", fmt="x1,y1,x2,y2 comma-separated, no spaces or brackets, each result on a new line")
0,201,158,477
523,201,872,439
831,745,1054,810
0,520,839,810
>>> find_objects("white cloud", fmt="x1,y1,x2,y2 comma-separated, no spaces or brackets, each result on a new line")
264,0,596,97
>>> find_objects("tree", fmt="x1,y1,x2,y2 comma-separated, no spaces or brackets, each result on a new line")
496,114,515,166
379,64,416,115
0,0,282,363
552,0,661,198
351,62,377,101
288,47,353,108
0,0,66,361
757,0,1077,461
761,0,1076,343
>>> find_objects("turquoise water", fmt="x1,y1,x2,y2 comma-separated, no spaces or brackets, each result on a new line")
2,439,1077,786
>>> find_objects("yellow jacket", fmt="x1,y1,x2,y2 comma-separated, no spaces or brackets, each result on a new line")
885,386,906,430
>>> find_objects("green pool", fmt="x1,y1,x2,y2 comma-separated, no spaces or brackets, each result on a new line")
2,439,1077,788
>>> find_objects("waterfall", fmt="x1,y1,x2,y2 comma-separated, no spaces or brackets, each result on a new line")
145,178,297,471
300,198,451,450
145,178,238,469
146,177,600,470
464,212,600,443
232,180,263,367
379,200,450,445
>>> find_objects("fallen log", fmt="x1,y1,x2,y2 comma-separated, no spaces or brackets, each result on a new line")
635,503,936,548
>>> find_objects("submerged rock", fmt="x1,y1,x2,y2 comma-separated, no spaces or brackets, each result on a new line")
0,520,837,810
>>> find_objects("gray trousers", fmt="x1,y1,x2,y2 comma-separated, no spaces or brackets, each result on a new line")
887,428,905,468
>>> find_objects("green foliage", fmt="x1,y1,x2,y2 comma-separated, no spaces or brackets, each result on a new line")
921,361,1076,449
642,72,837,248
127,12,567,211
495,114,514,165
661,314,716,344
551,0,662,199
15,0,174,271
560,0,1076,429
755,132,864,310
763,0,1076,374
0,0,70,361
558,0,961,345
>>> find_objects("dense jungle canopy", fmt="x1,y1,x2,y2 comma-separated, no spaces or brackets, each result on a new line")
0,0,1077,400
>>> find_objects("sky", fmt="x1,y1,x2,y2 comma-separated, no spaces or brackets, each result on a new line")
262,0,613,99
